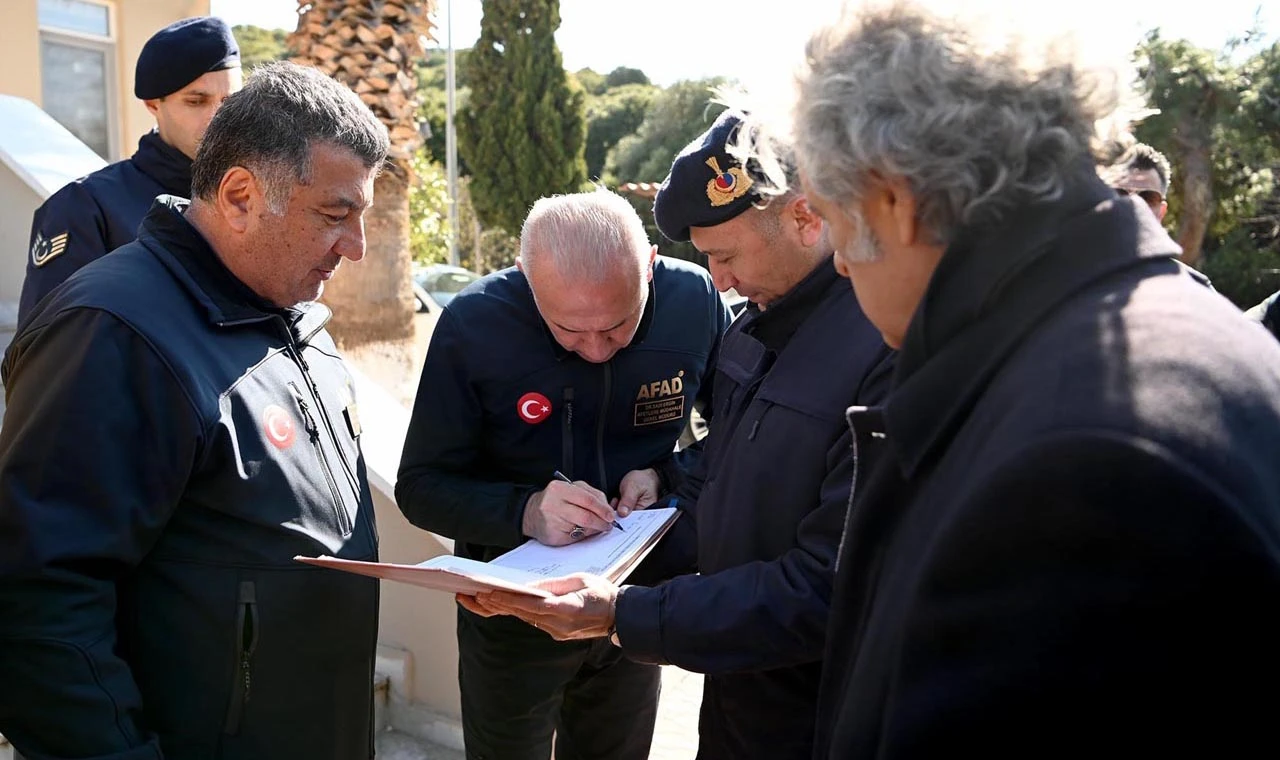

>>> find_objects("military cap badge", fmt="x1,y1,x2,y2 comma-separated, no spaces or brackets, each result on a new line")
30,231,69,268
705,157,754,207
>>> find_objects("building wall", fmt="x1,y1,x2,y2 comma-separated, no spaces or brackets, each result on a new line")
0,0,213,162
0,1,43,107
116,0,212,157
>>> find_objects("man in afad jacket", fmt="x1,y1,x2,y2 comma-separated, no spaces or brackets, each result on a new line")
397,189,731,760
0,62,387,760
463,111,893,759
19,16,242,321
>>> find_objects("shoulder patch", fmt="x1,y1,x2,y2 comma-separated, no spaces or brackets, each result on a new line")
31,231,69,268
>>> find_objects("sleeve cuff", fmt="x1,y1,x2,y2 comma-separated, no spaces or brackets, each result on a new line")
613,584,668,665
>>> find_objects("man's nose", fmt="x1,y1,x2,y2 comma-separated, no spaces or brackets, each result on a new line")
335,217,366,262
707,259,737,293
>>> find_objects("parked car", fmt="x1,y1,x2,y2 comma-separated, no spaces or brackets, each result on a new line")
413,264,480,312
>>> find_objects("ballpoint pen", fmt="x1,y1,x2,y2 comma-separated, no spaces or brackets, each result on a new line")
552,470,626,532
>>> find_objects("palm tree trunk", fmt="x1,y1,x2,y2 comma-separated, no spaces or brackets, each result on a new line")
324,171,415,345
288,0,436,348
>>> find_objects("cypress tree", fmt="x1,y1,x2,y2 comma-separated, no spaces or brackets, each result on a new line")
459,0,587,236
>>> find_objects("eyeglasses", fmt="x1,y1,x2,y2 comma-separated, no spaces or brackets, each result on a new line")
1114,187,1165,211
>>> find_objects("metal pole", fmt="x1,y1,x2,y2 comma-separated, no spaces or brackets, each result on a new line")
445,0,460,266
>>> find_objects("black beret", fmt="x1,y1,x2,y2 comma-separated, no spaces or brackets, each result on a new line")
134,17,240,100
653,110,760,243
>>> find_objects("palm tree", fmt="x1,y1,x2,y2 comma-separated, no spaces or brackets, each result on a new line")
288,0,437,346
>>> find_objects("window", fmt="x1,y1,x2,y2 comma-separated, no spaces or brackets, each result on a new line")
38,0,117,161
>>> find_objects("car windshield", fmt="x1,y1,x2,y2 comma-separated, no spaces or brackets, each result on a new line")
432,272,476,294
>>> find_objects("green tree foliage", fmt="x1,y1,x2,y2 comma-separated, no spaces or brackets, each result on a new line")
618,191,707,269
416,48,472,171
584,83,658,179
231,25,287,70
409,150,452,266
605,66,650,88
605,77,728,184
1135,30,1280,306
574,67,607,95
458,0,588,236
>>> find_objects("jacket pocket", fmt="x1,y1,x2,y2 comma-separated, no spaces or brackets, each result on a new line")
223,580,259,735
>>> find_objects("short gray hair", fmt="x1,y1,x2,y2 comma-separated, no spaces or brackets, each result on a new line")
785,2,1116,244
191,61,389,213
520,190,652,285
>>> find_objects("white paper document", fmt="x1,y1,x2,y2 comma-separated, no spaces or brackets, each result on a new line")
295,507,679,597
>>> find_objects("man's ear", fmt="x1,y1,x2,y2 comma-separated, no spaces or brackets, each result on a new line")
788,195,826,248
864,172,920,248
143,98,162,118
216,167,260,233
515,257,525,274
646,245,657,282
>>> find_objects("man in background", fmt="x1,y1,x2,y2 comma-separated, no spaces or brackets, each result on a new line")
18,15,242,321
1102,142,1172,222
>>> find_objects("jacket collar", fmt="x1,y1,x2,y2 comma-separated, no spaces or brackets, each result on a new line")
742,257,843,352
131,130,193,197
137,196,331,345
883,162,1184,477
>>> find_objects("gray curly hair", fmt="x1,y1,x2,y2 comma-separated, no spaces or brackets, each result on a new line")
747,2,1117,246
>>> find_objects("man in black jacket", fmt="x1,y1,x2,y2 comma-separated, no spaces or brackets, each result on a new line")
18,16,242,322
464,111,893,759
397,189,731,760
760,3,1280,757
0,62,387,760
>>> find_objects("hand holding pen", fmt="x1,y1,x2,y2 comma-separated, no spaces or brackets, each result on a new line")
553,471,626,538
520,472,623,546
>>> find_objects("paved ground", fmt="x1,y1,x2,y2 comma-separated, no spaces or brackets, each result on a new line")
376,665,702,759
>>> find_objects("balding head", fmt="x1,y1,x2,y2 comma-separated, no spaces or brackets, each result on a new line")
517,190,657,363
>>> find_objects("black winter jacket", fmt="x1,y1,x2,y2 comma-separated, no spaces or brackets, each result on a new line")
396,259,731,562
0,197,379,760
817,171,1280,758
615,260,893,759
18,131,192,322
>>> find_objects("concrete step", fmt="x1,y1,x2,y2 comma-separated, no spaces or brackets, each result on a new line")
376,728,465,760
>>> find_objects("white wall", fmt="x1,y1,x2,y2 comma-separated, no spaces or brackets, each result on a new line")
0,95,106,324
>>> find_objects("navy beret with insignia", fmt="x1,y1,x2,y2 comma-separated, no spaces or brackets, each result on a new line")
134,16,240,100
653,110,761,243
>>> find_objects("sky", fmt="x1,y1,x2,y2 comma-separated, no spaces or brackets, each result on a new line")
210,0,1272,93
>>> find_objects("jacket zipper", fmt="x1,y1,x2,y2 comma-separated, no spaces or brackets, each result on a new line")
289,381,353,536
597,363,612,488
561,387,575,478
223,581,259,735
290,346,360,494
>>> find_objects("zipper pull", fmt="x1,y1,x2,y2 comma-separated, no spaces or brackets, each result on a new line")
288,382,320,441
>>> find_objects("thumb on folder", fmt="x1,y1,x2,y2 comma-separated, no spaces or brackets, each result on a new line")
615,467,662,516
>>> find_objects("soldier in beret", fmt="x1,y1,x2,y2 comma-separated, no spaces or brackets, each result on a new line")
18,16,241,322
465,110,893,759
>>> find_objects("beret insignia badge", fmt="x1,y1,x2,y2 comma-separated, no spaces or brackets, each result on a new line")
704,157,753,207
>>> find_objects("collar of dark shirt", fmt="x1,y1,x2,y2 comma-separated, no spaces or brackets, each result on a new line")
131,129,194,198
742,257,842,353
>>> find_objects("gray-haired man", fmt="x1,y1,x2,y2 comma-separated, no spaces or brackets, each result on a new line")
0,61,387,760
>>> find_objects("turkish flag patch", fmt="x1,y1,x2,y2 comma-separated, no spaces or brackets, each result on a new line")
517,392,552,425
263,404,297,449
